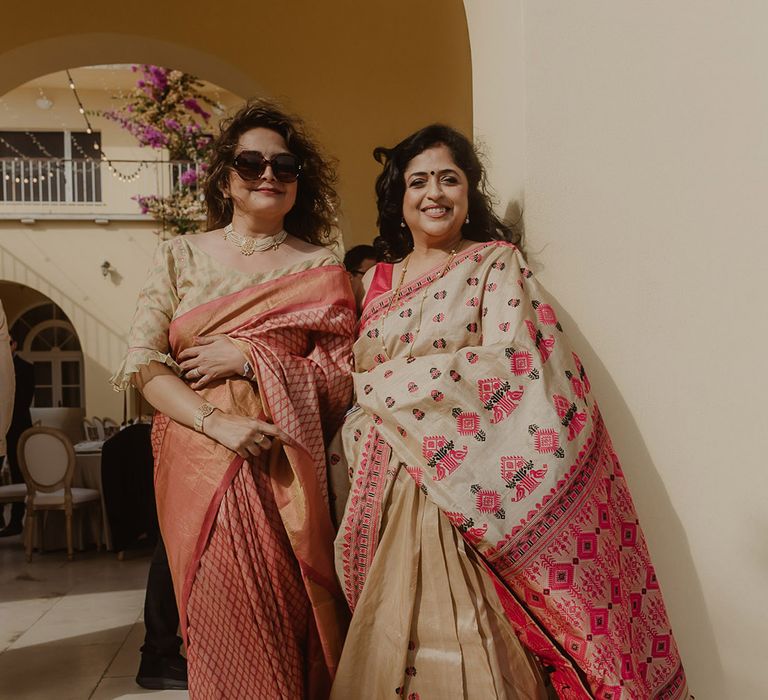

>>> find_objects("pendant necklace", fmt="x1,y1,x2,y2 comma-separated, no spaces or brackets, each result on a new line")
223,223,288,256
380,241,463,360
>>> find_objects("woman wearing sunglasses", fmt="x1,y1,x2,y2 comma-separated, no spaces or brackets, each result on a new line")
112,100,356,698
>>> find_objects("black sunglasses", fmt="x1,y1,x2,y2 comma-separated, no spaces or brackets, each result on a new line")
232,150,302,183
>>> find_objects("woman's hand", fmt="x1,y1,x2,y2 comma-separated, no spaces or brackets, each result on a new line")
204,411,289,460
178,335,247,389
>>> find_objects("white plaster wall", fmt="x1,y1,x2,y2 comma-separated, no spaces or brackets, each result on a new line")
465,1,768,697
0,222,159,418
463,0,526,221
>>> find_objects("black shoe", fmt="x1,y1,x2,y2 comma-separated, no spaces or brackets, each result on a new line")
136,652,188,690
0,524,22,538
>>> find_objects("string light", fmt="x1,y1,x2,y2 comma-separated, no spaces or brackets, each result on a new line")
65,68,141,181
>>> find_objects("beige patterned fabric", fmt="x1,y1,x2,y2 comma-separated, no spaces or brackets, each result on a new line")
331,241,688,699
330,463,547,700
111,235,339,390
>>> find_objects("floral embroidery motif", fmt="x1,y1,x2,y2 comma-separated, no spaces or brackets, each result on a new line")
533,427,560,454
553,394,588,440
525,319,555,363
477,378,525,424
533,300,560,327
471,484,505,519
444,510,489,545
507,349,533,376
572,352,591,394
500,455,548,502
422,435,468,481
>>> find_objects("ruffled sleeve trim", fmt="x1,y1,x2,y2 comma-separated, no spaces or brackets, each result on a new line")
110,348,182,392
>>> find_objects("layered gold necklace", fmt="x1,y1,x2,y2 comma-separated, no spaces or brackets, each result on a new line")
380,242,463,360
223,223,288,255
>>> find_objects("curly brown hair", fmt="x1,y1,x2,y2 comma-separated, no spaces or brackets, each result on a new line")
204,99,339,245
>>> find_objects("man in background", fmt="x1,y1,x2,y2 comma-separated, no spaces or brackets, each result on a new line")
0,333,34,537
343,244,377,305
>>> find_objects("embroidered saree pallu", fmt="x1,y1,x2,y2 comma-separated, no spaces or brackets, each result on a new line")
335,241,689,700
114,238,355,699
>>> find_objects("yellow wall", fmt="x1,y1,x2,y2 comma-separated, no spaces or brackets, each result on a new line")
466,1,767,697
0,1,473,245
0,1,473,418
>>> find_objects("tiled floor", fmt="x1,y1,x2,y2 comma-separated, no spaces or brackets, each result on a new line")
0,532,188,700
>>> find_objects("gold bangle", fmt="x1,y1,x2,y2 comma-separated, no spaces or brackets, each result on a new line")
194,401,216,433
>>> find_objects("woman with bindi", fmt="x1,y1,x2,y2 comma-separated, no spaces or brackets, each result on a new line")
329,124,690,699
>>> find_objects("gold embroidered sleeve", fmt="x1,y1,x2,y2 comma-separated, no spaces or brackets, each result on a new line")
111,241,182,391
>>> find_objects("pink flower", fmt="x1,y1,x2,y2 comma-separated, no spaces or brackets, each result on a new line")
180,169,198,187
183,98,211,120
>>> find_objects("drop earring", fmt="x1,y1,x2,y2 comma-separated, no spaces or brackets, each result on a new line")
400,218,406,228
465,214,470,224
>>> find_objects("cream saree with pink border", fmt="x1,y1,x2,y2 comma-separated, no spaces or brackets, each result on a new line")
331,241,689,700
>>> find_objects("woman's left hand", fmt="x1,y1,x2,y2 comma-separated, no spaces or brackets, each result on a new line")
178,334,247,390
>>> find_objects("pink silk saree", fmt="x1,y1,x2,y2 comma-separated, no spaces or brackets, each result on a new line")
335,242,689,699
152,264,356,698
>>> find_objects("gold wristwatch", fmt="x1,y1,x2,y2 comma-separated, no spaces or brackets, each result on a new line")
194,401,216,433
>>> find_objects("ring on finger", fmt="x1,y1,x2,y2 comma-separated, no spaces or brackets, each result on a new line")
253,432,264,443
189,368,200,379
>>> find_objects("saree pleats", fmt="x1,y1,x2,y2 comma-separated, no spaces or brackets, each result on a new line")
332,466,546,700
187,460,309,699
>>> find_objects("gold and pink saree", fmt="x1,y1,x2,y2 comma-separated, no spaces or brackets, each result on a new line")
331,241,689,699
113,237,356,699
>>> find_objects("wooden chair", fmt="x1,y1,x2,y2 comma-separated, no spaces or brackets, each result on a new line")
102,417,120,439
82,418,100,441
18,427,102,561
91,417,106,441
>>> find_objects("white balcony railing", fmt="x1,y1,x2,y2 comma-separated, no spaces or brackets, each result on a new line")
1,158,101,204
0,157,203,211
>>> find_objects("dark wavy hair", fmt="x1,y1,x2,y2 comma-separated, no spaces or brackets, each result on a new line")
204,99,339,245
372,124,521,261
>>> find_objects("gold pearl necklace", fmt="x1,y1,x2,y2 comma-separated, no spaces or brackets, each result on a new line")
223,223,288,255
380,242,463,360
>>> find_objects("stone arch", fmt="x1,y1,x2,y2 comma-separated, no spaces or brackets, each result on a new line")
0,2,473,240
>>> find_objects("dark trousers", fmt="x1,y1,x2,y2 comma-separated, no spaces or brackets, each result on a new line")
141,533,182,658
